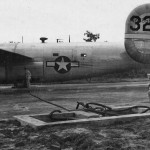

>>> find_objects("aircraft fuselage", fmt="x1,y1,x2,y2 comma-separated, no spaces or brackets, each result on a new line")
0,42,141,82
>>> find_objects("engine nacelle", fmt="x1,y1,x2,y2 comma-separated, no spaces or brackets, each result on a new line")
125,3,150,64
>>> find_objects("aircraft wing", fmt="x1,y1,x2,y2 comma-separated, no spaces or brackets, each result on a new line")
0,43,33,62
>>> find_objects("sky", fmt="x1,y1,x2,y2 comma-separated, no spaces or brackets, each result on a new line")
0,0,149,43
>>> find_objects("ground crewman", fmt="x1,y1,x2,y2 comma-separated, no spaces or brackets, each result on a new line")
148,84,150,102
24,68,31,88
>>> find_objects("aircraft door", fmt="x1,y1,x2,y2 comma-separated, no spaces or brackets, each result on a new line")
72,49,77,61
71,46,93,79
79,47,93,78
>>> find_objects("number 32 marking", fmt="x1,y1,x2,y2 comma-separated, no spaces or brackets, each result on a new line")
130,15,150,31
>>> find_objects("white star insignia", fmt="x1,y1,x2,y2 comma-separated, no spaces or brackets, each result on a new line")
56,57,70,71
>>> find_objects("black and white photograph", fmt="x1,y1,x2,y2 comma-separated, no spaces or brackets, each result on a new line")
0,0,150,149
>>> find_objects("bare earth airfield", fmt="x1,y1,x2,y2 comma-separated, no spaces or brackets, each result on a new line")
0,80,149,119
1,79,150,149
1,2,150,148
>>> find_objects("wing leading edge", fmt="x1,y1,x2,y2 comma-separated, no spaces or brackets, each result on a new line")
0,43,33,63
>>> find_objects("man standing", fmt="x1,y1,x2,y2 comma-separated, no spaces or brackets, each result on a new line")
147,74,150,102
148,84,150,102
24,68,31,88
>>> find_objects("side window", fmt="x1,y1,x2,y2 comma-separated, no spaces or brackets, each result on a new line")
81,53,87,57
53,53,59,56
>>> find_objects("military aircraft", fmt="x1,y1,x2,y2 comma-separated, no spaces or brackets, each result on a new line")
0,3,150,83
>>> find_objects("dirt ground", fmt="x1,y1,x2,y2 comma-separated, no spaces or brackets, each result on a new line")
0,81,150,149
0,81,149,119
1,117,150,150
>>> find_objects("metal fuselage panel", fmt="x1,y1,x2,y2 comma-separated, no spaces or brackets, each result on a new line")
0,42,143,82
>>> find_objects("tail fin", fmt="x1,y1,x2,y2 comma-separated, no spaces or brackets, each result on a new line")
125,3,150,64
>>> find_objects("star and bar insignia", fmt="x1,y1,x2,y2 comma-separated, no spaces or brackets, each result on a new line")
46,56,79,74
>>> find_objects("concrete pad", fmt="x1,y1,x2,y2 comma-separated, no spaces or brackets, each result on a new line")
14,112,150,129
14,115,47,128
